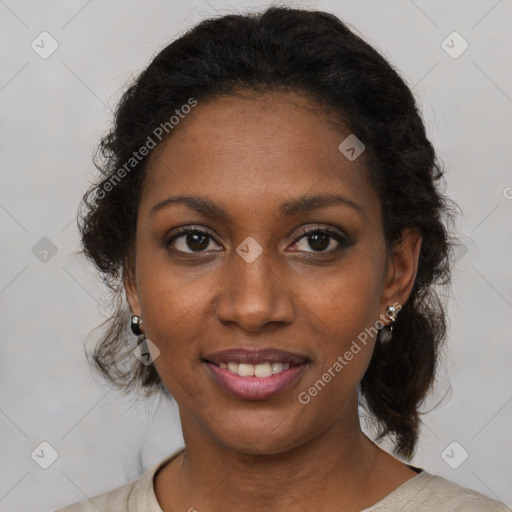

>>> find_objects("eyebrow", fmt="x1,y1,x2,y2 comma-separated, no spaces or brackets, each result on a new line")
149,193,365,220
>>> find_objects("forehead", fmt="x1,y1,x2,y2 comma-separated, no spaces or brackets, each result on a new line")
140,91,377,221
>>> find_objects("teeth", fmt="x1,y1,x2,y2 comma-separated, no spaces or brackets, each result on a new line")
219,361,293,377
255,363,272,377
272,362,283,374
238,363,254,377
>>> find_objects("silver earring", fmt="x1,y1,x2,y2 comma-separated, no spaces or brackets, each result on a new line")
379,305,399,343
131,315,144,335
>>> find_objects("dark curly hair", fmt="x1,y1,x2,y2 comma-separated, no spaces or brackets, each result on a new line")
78,6,458,460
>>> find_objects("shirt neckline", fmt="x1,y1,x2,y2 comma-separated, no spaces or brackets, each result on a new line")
361,471,433,511
130,447,185,511
131,447,430,512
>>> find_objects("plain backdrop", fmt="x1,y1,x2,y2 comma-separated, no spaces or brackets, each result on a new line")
1,1,511,510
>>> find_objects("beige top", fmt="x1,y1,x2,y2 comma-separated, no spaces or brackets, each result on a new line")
55,447,510,511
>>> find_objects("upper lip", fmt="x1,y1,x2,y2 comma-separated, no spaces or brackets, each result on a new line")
203,348,309,366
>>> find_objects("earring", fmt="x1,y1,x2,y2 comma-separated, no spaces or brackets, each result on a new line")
130,315,144,335
379,305,399,343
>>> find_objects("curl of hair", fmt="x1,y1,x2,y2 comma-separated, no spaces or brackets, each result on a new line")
78,6,458,459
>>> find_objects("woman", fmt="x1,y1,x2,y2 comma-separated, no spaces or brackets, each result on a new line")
56,6,510,512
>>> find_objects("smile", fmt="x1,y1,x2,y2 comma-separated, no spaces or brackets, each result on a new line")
203,347,309,401
219,361,290,377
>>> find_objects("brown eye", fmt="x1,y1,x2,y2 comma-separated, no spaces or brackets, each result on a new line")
166,227,221,253
292,225,350,254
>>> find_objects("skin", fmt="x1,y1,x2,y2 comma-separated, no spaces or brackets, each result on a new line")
124,91,422,512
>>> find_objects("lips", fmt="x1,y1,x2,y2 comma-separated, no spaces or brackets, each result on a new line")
203,348,309,366
203,348,310,401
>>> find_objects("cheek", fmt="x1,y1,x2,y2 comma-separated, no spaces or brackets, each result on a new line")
300,255,383,340
136,244,218,334
134,255,222,399
134,226,231,394
294,260,383,397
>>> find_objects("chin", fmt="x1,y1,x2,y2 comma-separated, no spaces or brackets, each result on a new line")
205,408,312,456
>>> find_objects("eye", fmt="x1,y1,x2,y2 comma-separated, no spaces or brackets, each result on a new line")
165,227,221,254
290,225,350,254
165,224,351,256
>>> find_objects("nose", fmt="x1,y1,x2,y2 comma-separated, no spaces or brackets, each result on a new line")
215,246,296,332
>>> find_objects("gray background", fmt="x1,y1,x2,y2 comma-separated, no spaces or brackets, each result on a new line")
1,0,511,510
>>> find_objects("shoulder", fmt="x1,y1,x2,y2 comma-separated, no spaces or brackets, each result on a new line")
53,447,185,512
420,473,510,511
53,477,136,511
370,471,511,512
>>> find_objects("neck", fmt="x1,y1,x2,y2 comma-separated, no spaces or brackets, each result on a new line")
156,404,395,512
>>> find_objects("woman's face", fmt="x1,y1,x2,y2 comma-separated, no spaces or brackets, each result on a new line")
125,91,420,454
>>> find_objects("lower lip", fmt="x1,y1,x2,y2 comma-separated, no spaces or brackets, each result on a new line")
204,362,308,400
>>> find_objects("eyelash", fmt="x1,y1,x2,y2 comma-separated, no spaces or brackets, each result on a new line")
293,225,349,251
165,225,350,256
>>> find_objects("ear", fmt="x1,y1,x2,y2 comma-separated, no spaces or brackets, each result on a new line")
123,252,141,317
380,228,422,313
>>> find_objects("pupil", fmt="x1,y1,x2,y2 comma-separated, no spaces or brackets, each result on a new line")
309,232,329,251
187,233,209,251
184,232,331,252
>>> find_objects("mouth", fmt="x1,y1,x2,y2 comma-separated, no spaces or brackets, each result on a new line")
202,348,310,401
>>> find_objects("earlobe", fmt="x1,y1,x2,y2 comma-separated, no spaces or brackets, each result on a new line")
123,263,141,316
382,228,422,308
123,266,145,336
